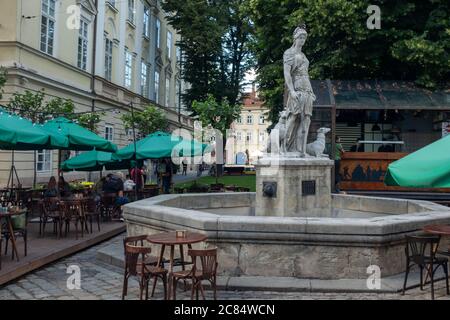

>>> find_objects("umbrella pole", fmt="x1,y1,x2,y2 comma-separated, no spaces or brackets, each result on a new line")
7,151,21,202
130,102,138,201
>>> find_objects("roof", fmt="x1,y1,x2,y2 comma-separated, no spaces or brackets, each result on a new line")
332,80,450,110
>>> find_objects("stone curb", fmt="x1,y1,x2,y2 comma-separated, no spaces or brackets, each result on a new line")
96,242,447,294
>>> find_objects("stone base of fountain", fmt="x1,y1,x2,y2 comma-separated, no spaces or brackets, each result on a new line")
255,156,334,217
123,193,450,280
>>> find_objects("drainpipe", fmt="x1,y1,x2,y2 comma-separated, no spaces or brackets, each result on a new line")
89,0,99,182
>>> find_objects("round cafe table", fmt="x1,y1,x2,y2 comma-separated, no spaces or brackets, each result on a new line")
423,224,450,256
147,231,208,299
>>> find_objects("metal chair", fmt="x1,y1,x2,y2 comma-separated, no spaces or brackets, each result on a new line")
403,235,450,299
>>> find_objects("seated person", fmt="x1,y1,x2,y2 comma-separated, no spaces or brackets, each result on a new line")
123,174,136,191
44,176,58,197
58,176,72,198
350,139,364,152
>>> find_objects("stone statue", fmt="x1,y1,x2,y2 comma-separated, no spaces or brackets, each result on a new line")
282,24,316,157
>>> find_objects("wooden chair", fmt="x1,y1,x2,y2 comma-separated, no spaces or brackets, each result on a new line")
100,193,117,221
122,240,168,300
403,235,450,300
3,210,28,259
60,200,85,240
41,197,63,238
82,198,101,233
172,248,218,300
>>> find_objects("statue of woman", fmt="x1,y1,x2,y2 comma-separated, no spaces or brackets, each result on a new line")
283,24,316,156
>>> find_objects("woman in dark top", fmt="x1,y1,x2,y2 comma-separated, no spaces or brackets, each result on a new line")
44,176,58,197
58,176,72,198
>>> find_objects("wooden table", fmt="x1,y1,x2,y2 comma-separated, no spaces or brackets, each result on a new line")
0,210,24,261
423,225,450,236
147,231,207,299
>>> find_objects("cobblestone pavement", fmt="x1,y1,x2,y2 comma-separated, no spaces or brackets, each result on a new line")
0,235,449,300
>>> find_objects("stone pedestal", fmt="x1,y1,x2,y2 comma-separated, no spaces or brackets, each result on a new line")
255,156,334,217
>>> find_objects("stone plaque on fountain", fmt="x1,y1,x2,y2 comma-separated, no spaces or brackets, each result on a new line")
255,24,334,217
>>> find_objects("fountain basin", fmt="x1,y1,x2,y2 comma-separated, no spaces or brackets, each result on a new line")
123,193,450,280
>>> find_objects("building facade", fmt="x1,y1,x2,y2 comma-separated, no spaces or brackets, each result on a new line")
0,0,192,186
227,86,271,165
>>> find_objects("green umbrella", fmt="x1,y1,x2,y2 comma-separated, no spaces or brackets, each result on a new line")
0,108,68,150
42,117,117,152
61,150,129,172
384,135,450,188
116,131,207,160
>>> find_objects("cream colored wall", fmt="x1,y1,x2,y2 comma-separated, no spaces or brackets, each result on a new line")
0,0,192,187
231,108,271,164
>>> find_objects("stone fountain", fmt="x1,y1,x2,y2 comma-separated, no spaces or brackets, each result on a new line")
122,25,450,283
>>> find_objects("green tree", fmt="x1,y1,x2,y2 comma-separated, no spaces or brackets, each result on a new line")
192,94,242,136
162,0,254,110
0,67,7,100
7,90,104,185
121,104,168,137
250,0,450,122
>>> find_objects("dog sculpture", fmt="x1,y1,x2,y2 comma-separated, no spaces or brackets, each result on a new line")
306,127,331,157
266,111,287,154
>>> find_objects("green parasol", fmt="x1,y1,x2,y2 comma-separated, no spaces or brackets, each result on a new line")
0,108,68,150
385,135,450,188
61,150,129,172
42,117,117,152
116,131,207,160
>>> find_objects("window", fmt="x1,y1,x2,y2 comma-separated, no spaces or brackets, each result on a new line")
105,125,114,141
259,131,265,143
237,116,242,124
143,6,150,37
156,18,161,49
141,61,148,97
259,114,265,124
167,31,172,59
246,131,252,143
165,77,171,107
128,0,135,24
154,70,160,103
124,49,132,88
247,114,253,124
77,19,89,70
36,150,52,172
40,0,56,55
236,131,242,141
105,38,113,81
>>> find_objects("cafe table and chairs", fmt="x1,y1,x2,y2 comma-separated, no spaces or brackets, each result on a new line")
0,205,28,261
146,231,208,299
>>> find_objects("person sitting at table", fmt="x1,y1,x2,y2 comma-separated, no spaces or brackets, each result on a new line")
44,176,58,198
93,176,106,204
123,174,136,191
58,176,72,198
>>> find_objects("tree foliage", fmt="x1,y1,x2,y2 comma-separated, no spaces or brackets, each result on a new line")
162,0,254,110
7,89,103,131
250,0,450,122
121,104,168,137
191,94,242,136
0,67,7,100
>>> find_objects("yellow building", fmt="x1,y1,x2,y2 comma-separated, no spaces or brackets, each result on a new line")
228,87,271,165
0,0,192,186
